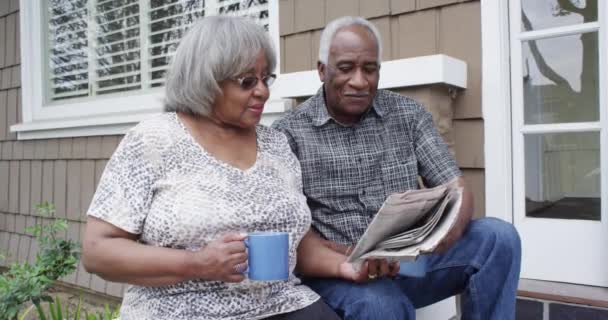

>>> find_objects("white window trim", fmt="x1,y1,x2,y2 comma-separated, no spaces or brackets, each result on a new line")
14,0,467,140
481,0,513,223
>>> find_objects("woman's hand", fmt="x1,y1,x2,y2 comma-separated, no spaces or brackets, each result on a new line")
191,233,248,283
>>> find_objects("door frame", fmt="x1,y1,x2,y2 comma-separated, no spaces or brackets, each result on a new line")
482,0,608,286
481,0,513,223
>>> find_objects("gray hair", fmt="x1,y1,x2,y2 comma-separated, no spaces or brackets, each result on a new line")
318,16,383,65
164,16,277,116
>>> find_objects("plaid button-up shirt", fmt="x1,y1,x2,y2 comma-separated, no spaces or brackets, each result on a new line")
272,89,461,244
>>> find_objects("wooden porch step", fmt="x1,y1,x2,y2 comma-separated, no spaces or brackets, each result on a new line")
518,278,608,308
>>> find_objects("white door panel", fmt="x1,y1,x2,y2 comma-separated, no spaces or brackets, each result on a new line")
510,0,607,286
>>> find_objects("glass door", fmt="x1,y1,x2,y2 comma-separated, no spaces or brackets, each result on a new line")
510,0,607,286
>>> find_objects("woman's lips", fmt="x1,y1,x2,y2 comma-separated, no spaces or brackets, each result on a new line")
248,104,264,115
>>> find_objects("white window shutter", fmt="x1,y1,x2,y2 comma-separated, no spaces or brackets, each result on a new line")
45,0,270,104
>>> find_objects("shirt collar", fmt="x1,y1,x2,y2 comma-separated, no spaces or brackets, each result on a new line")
310,87,388,127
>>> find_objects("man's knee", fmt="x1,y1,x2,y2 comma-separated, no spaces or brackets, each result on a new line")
471,218,521,259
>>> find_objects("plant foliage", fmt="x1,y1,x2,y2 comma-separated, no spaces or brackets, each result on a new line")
0,202,80,320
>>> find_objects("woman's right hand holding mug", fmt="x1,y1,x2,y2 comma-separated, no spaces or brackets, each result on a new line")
188,233,248,283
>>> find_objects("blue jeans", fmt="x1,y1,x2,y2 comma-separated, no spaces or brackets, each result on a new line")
302,218,521,320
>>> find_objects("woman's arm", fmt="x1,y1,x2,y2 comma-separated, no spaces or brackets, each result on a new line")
82,217,247,287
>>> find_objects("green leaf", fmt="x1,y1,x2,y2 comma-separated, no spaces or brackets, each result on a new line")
55,296,63,320
17,305,35,320
72,297,82,320
35,303,48,320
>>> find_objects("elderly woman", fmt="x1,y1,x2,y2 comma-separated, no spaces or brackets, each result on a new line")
82,16,339,320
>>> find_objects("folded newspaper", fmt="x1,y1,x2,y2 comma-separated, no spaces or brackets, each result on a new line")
346,181,463,269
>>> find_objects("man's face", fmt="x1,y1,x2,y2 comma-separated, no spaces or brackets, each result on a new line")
318,25,380,125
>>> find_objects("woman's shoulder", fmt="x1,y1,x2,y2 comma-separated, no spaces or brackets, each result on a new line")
122,112,181,153
256,124,290,146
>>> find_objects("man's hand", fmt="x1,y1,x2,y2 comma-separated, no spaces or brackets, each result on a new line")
322,237,400,280
433,177,474,253
337,259,400,282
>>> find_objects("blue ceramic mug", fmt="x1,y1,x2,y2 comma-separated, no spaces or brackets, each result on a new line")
398,255,428,278
245,232,289,281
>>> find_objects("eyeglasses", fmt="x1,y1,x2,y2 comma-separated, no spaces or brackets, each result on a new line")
233,74,277,90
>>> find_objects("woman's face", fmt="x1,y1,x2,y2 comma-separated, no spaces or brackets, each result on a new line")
210,51,271,129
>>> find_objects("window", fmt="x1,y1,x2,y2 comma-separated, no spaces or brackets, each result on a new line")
46,0,270,102
16,0,279,139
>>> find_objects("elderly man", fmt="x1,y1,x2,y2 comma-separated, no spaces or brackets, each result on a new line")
273,16,522,319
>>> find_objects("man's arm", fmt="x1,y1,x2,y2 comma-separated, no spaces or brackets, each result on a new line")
296,230,370,281
296,230,400,281
433,177,474,253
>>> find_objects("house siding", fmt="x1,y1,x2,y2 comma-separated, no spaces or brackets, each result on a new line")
0,0,127,296
0,0,486,298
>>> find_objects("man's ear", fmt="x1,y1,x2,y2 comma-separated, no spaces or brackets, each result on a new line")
317,61,326,82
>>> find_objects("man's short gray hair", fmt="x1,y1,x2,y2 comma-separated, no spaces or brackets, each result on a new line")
164,16,276,117
318,16,382,65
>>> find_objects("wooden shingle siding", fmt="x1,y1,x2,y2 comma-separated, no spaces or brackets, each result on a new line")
18,159,29,214
5,212,14,233
461,168,485,219
438,1,481,119
294,0,326,33
7,232,18,263
418,0,462,10
284,32,313,72
30,160,42,214
80,161,96,221
0,14,124,289
4,13,15,66
326,0,359,23
360,0,390,19
390,0,416,15
397,10,438,58
369,17,391,61
453,119,484,168
44,139,61,159
0,17,5,67
0,91,6,141
66,161,82,221
0,160,8,211
53,160,68,219
59,139,72,159
8,160,18,212
6,89,16,140
41,161,54,204
72,138,87,160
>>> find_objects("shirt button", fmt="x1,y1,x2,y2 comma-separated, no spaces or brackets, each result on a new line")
361,189,366,196
358,157,363,162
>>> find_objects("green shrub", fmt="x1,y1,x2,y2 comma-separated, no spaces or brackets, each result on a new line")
0,202,80,320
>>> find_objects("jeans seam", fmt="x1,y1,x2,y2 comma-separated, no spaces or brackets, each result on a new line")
468,276,480,320
425,261,482,274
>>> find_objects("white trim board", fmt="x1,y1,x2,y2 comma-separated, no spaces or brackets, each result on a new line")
481,0,513,223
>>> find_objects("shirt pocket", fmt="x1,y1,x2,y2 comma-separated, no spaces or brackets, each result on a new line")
381,146,419,195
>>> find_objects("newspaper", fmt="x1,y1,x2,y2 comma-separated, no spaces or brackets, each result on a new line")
346,181,463,269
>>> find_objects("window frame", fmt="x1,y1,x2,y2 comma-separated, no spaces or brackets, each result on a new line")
14,0,282,140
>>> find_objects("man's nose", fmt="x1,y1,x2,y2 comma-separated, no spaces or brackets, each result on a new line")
348,68,368,89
